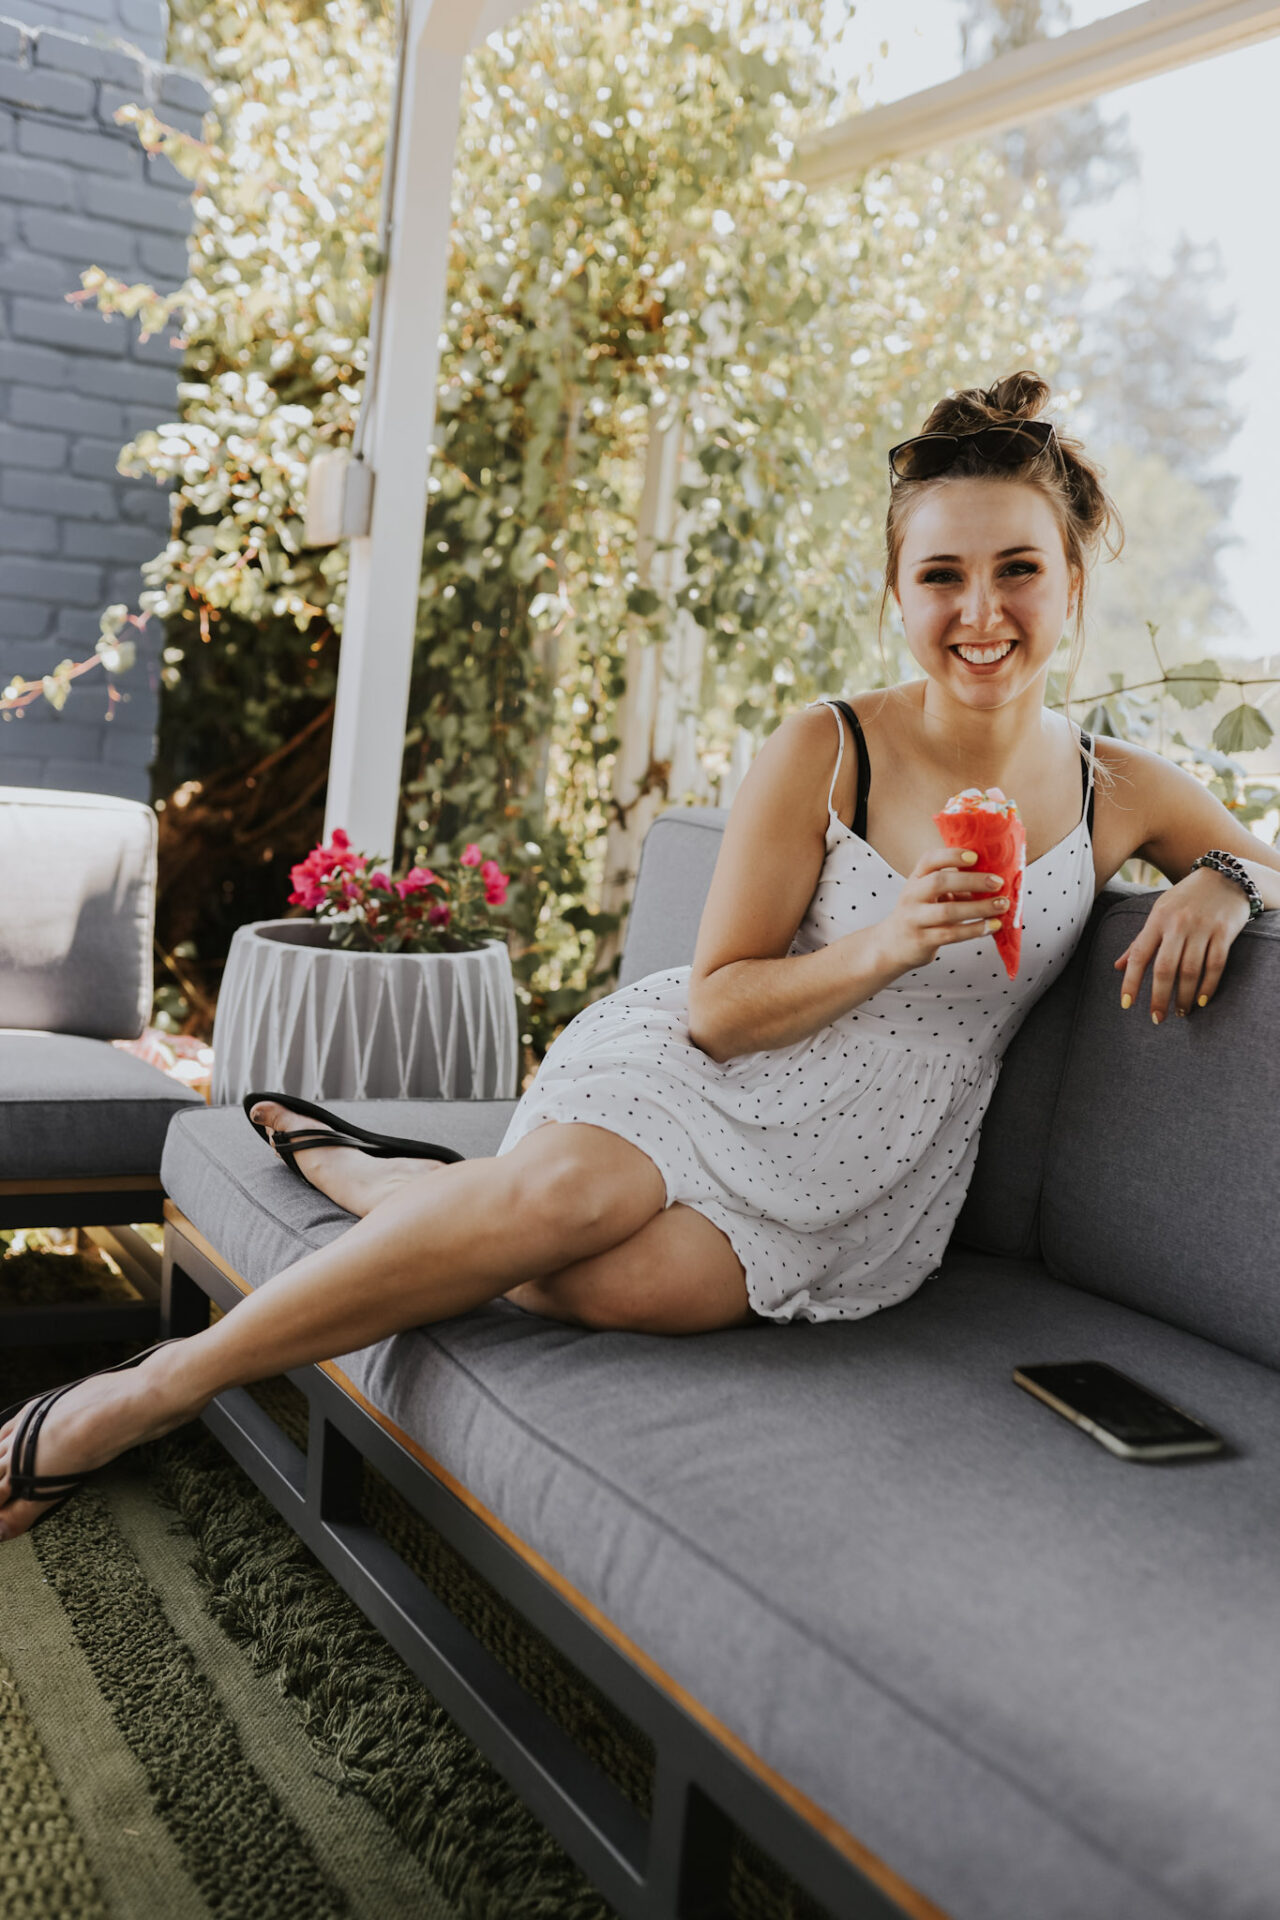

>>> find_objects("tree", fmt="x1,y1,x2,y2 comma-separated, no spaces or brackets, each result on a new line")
1078,238,1242,499
958,0,1137,219
1069,236,1246,721
957,0,1251,762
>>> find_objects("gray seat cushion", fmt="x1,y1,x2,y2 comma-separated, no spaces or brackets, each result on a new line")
161,1099,517,1284
0,1031,203,1179
164,1100,1280,1920
0,786,157,1040
1040,901,1280,1370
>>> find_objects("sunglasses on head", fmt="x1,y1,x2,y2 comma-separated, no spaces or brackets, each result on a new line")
888,418,1058,482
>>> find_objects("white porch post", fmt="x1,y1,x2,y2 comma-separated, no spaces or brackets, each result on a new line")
603,404,681,853
323,0,487,856
601,402,711,931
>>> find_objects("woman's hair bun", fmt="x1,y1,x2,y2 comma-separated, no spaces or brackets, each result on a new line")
919,369,1050,438
981,369,1049,422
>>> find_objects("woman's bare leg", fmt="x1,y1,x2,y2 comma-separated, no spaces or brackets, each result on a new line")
246,1098,447,1218
0,1121,665,1542
507,1203,754,1333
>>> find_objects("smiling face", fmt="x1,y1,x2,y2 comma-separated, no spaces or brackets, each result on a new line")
894,478,1076,704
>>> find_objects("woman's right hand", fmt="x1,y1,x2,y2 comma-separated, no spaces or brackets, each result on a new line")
872,847,1008,977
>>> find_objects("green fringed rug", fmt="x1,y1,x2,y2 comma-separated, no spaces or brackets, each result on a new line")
1,1306,826,1920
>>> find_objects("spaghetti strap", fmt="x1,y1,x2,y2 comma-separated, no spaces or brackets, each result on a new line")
820,698,847,821
1078,728,1096,836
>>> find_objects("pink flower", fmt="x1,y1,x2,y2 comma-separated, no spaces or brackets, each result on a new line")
287,831,412,934
289,833,366,909
460,843,483,867
394,866,438,900
479,858,509,907
312,834,362,876
428,901,452,927
289,851,338,907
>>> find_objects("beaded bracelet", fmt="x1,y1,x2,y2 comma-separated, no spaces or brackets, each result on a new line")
1189,849,1265,921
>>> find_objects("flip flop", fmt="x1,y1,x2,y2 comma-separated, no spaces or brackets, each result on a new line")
243,1091,465,1195
0,1341,173,1535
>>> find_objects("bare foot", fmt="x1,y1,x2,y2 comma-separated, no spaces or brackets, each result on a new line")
248,1100,446,1217
0,1345,197,1544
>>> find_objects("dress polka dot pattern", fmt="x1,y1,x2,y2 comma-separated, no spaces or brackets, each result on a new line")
499,699,1098,1323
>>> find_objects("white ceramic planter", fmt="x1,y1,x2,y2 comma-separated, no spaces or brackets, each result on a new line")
211,920,519,1106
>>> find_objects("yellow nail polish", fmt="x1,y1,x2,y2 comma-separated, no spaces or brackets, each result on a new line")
1151,1012,1161,1025
1120,994,1131,1010
1197,994,1208,1007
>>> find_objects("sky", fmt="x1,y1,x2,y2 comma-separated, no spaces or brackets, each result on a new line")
819,0,1277,665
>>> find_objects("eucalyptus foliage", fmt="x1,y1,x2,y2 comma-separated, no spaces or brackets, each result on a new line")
1059,624,1279,850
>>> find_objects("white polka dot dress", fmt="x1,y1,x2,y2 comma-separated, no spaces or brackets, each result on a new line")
499,698,1098,1323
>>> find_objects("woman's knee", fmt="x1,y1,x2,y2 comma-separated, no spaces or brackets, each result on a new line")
504,1125,664,1249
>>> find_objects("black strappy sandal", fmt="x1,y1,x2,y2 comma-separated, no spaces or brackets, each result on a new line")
243,1091,465,1195
0,1341,172,1535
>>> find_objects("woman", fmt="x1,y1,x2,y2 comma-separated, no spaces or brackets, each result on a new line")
3,370,1277,1542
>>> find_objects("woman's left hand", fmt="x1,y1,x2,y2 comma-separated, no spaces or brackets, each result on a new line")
1113,867,1252,1023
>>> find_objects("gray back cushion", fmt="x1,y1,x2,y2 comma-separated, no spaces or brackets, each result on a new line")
1039,898,1280,1370
619,805,728,986
955,884,1150,1259
0,786,156,1040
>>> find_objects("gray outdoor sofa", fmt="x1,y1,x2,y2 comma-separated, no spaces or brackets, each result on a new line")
159,805,1280,1920
1,786,202,1341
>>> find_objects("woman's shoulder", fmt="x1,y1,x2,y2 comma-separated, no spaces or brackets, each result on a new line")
756,685,915,790
784,684,912,735
750,703,845,795
768,696,872,777
1079,726,1148,790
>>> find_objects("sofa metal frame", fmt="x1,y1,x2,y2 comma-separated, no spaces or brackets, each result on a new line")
163,1204,939,1920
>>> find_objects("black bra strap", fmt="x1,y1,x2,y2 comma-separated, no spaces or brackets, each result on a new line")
1079,729,1095,836
832,700,870,839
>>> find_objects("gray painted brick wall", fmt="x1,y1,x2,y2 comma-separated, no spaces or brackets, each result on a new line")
0,7,204,802
4,0,165,66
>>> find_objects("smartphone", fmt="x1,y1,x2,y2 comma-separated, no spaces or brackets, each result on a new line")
1013,1361,1226,1461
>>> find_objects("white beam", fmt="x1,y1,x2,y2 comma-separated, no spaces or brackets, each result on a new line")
323,0,485,857
793,0,1280,186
